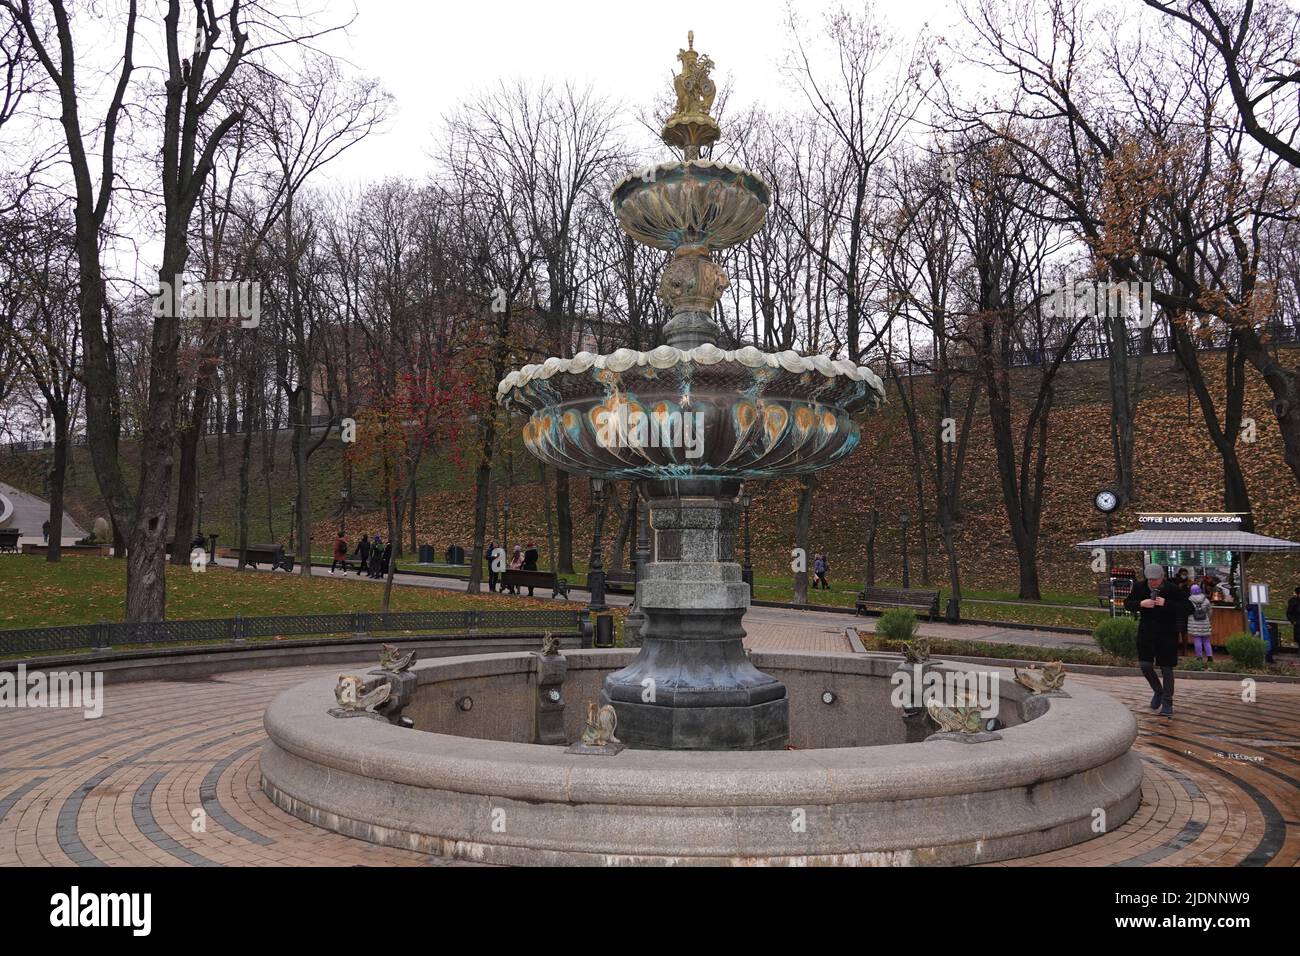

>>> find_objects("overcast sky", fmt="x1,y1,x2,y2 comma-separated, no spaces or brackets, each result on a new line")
315,0,967,186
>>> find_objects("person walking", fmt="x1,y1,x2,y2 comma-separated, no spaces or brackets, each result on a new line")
523,540,539,596
368,535,384,578
331,532,348,574
355,535,371,576
813,552,829,590
379,540,393,579
1124,563,1192,716
1187,585,1214,661
487,539,501,593
41,520,50,544
1174,567,1193,655
1287,586,1300,651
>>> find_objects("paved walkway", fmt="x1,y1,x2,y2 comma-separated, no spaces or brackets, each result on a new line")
0,660,1295,867
0,481,85,544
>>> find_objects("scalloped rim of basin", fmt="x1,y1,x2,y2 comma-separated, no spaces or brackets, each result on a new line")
497,344,886,404
261,649,1142,866
611,158,771,207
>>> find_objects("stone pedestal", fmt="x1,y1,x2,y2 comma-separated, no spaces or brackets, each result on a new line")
600,479,788,750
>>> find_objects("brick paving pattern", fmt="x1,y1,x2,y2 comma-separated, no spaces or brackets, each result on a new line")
1,653,1296,866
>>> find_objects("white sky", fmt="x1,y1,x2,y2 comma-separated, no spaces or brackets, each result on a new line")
315,0,968,186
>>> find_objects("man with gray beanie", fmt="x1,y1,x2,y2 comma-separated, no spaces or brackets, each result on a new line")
1124,563,1192,716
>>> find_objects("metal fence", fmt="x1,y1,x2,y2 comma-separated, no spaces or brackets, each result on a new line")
0,608,584,658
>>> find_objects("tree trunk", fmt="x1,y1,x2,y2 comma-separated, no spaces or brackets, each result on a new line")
610,482,636,573
467,453,492,594
408,471,417,553
293,388,311,577
542,465,556,575
864,508,877,587
1236,330,1300,488
172,425,199,566
125,248,188,622
1106,309,1139,503
45,403,69,562
172,337,221,565
238,389,253,570
555,469,573,574
792,474,816,604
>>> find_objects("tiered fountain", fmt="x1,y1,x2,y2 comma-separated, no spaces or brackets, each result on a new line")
497,31,885,749
260,36,1141,864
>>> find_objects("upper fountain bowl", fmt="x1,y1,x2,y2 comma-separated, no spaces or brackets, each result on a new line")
611,160,770,253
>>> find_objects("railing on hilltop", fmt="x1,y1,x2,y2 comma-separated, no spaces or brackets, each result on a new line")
874,319,1300,380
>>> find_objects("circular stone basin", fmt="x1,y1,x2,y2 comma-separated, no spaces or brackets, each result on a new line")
261,649,1141,866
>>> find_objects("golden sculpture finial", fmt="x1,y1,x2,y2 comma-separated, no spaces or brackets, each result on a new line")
664,30,720,159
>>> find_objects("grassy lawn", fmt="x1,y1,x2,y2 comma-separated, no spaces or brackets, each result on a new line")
0,554,563,630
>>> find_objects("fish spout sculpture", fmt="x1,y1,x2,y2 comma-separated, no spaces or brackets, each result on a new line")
1014,661,1067,694
378,644,416,673
926,692,985,735
333,675,392,715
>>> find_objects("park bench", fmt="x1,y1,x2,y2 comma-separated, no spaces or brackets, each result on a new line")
855,585,940,621
0,529,21,554
241,544,295,572
602,570,636,594
501,569,569,600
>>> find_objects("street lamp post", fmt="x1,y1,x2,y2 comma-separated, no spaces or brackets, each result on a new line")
900,512,911,590
739,484,753,597
588,478,612,647
624,484,651,646
289,497,297,553
588,478,608,612
197,491,204,535
340,488,349,536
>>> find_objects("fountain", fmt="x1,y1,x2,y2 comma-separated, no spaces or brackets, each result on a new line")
496,32,885,749
259,36,1141,864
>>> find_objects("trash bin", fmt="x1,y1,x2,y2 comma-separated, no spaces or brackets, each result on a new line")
594,613,615,648
418,544,433,564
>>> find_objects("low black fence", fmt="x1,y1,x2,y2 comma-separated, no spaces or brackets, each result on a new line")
0,609,584,658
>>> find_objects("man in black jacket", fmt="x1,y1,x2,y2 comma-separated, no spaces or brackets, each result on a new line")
1124,563,1192,716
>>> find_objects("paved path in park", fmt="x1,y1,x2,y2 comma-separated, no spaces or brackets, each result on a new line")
0,481,85,544
212,556,1098,655
0,659,1296,867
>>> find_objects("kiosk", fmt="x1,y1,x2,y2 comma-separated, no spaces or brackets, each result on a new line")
1077,513,1300,648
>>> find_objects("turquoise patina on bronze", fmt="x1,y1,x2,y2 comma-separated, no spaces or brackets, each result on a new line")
499,34,884,749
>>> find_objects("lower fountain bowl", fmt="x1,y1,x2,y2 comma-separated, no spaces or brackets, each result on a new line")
261,649,1142,866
